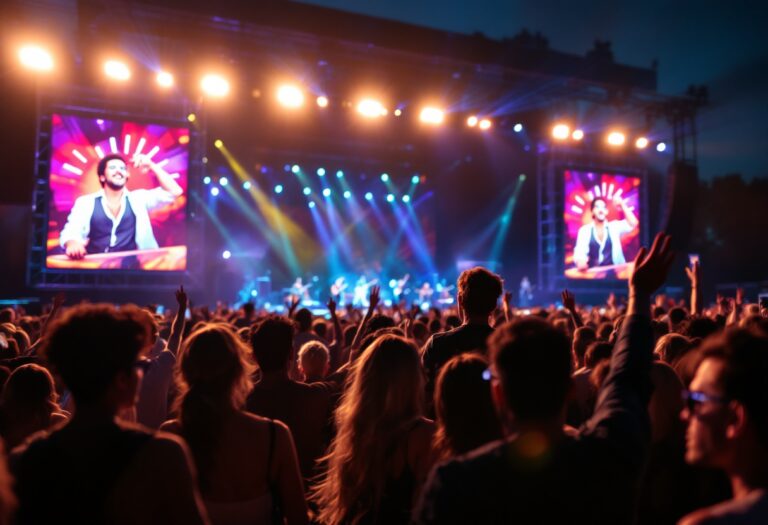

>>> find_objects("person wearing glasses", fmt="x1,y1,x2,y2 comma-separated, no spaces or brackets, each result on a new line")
11,304,209,525
678,328,768,524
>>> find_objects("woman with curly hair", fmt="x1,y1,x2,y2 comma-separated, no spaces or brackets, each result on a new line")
312,334,435,524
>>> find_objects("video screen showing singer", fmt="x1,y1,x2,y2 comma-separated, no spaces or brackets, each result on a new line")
60,153,183,262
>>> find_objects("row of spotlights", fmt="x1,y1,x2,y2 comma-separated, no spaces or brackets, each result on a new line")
551,123,666,150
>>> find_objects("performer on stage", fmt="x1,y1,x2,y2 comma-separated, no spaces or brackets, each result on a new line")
59,153,183,260
573,195,638,270
290,277,312,303
330,276,347,300
417,282,434,303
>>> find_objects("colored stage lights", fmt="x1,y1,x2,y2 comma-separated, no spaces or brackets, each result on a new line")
222,250,231,260
219,177,229,186
551,123,570,141
18,45,54,72
386,193,395,203
210,187,220,197
402,195,411,203
303,187,311,195
343,190,352,199
104,60,131,81
513,123,523,133
276,84,304,108
156,70,174,88
364,192,374,201
412,175,420,184
317,168,326,177
635,136,649,149
201,74,230,97
571,129,584,141
419,107,445,125
274,184,284,194
316,96,329,108
656,142,667,152
380,173,389,182
336,170,344,178
467,115,479,127
357,98,387,118
607,131,626,146
478,118,492,130
291,165,301,174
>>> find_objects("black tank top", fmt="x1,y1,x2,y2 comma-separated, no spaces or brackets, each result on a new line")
588,226,614,267
87,195,138,254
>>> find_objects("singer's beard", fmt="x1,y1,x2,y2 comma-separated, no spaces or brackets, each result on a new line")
105,180,125,191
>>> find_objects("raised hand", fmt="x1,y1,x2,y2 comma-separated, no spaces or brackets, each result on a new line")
175,285,188,311
630,233,674,296
685,260,700,288
736,288,745,307
561,289,576,311
503,291,513,309
327,297,337,317
368,285,381,313
52,292,66,309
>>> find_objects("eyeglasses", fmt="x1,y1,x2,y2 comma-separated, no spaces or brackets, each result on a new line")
133,357,153,374
681,390,729,414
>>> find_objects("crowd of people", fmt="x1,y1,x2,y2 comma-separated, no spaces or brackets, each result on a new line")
0,233,767,524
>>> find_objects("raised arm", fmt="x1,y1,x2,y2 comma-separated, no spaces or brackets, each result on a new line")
348,285,380,362
133,153,183,197
326,296,345,371
585,233,674,455
166,286,187,356
614,193,639,229
685,260,701,317
561,289,583,329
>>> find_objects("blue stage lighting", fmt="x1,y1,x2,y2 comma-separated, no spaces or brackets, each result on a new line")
250,290,258,297
284,164,291,172
243,181,252,190
317,167,326,177
336,170,344,178
656,142,667,152
380,173,389,182
411,175,420,184
402,195,411,203
322,188,331,197
219,177,229,186
222,250,231,259
292,164,300,174
203,176,211,185
365,192,374,201
386,193,395,203
308,201,316,209
389,279,397,288
210,187,220,197
303,187,311,195
274,184,284,194
513,123,523,132
343,190,352,199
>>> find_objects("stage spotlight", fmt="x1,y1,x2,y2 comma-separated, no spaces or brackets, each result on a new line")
203,176,211,185
357,98,387,118
222,250,231,260
214,139,223,149
419,107,445,125
467,116,478,127
386,193,395,203
18,45,54,72
322,188,332,197
201,74,230,97
394,109,403,117
552,123,570,140
316,95,329,107
243,181,252,190
343,190,352,199
572,129,584,141
635,137,649,149
210,187,220,197
607,131,626,146
317,168,326,177
219,177,229,186
380,173,389,182
519,174,527,181
402,195,411,203
251,290,258,297
411,175,420,184
365,192,374,201
513,123,523,133
336,170,344,178
156,71,174,88
274,184,284,194
291,164,300,174
479,118,492,130
104,60,131,81
277,84,304,108
308,202,316,209
656,142,667,152
187,113,197,123
303,187,311,195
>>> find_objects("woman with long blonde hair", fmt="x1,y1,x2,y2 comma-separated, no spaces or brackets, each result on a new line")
312,334,435,524
161,322,308,525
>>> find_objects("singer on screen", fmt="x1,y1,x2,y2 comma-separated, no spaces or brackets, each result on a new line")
573,194,638,270
59,153,183,260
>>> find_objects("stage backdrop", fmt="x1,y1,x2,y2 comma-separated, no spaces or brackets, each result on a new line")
563,169,641,280
46,113,189,271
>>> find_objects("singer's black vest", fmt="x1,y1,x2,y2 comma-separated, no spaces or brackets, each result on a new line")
86,196,138,254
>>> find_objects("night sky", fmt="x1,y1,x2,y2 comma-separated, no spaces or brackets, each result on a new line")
302,0,768,180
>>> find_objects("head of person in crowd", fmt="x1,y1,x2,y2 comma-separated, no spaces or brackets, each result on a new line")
572,326,597,370
457,267,503,323
312,319,329,341
654,333,692,365
242,302,255,319
411,320,429,347
434,354,503,459
584,341,614,370
298,340,330,383
174,322,255,490
668,307,688,332
444,315,461,330
313,334,424,523
683,328,768,475
294,308,313,334
250,315,295,374
685,317,720,340
0,308,16,325
597,321,614,341
648,361,685,445
488,317,572,430
40,303,153,413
